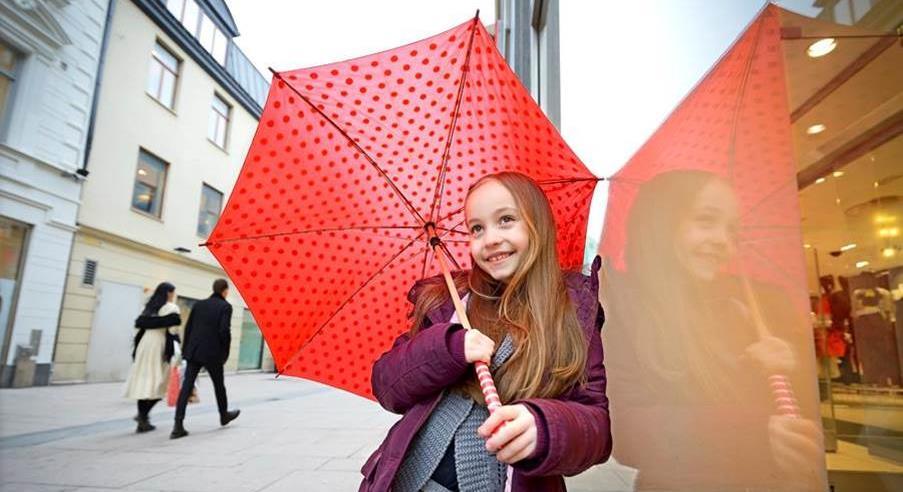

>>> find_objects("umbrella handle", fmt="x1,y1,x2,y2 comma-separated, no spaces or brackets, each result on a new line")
430,234,503,413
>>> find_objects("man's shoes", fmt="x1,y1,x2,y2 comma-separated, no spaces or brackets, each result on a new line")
220,409,240,426
170,420,189,439
136,418,155,433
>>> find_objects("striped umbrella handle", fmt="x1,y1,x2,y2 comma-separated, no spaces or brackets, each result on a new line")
476,360,502,412
769,374,801,418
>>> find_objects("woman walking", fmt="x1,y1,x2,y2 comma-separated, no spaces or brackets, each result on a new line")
125,282,181,433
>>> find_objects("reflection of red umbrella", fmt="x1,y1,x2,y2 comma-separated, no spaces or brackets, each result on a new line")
599,6,808,415
601,6,806,301
205,13,597,402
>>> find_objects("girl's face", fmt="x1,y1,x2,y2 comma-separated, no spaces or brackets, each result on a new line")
167,290,176,302
674,179,739,281
465,180,531,283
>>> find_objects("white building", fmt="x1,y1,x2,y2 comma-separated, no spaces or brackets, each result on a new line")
0,0,110,387
50,0,270,383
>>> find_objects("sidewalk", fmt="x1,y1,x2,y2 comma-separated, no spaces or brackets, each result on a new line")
0,372,635,491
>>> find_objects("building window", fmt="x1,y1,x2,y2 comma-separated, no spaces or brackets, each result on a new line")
208,93,230,149
168,0,200,36
167,0,228,65
197,184,223,237
0,40,19,127
211,29,227,65
197,12,227,64
146,42,179,109
131,150,168,217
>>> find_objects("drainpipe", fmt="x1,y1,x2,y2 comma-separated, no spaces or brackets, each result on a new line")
79,0,116,178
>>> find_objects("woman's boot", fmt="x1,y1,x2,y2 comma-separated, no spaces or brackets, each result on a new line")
136,417,156,433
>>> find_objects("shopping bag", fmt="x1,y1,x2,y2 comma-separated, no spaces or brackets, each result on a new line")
166,365,181,407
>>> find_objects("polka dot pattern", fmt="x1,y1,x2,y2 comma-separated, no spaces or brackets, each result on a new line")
208,18,597,399
600,6,807,301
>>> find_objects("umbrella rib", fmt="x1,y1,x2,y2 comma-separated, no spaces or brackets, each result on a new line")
271,71,426,226
743,245,807,292
203,225,421,246
538,177,602,186
278,230,427,375
428,15,480,223
726,15,765,182
737,176,799,221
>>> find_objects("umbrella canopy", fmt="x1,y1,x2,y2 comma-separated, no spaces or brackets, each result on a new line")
207,15,597,399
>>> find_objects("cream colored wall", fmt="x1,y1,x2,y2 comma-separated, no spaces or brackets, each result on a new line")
77,0,257,270
54,227,247,382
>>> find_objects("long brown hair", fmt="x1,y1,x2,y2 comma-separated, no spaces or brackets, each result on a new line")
410,172,587,403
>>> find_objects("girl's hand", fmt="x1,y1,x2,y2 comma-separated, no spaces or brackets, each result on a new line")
464,329,495,364
745,335,796,374
768,415,824,486
478,404,537,464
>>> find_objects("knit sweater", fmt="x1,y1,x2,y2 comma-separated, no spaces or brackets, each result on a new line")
394,326,514,492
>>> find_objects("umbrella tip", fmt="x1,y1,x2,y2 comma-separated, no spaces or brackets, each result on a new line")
268,67,279,76
474,9,480,19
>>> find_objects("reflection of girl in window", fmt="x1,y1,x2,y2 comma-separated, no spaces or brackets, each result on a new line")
601,170,824,490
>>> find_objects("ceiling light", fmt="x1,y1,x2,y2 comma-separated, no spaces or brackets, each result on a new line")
832,171,844,177
882,248,896,258
815,177,826,184
137,169,147,176
804,243,812,249
807,38,837,58
856,260,870,268
806,124,827,135
840,243,857,251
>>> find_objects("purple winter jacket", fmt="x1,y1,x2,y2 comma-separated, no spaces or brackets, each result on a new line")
359,257,612,491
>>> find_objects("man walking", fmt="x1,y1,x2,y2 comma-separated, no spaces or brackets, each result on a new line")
171,278,240,439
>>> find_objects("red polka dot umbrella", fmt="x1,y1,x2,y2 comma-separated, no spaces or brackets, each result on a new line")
204,13,598,401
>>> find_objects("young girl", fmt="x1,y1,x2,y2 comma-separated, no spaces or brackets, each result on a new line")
360,172,611,492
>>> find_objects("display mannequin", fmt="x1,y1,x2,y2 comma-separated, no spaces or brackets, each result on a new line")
850,272,900,386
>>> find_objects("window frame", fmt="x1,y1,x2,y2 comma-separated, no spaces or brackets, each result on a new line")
0,39,22,139
197,182,224,238
207,92,231,150
147,41,181,110
130,149,169,219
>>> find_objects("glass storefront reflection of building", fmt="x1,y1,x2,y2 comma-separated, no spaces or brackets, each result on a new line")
787,2,903,489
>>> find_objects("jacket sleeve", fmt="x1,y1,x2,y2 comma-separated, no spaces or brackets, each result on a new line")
134,313,181,329
515,309,612,477
220,304,233,362
183,308,195,350
371,319,470,414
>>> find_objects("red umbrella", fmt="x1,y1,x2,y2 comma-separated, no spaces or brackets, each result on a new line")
205,13,598,403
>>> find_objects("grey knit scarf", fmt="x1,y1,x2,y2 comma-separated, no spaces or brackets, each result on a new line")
394,330,514,492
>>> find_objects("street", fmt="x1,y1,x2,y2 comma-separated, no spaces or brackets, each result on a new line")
0,373,635,491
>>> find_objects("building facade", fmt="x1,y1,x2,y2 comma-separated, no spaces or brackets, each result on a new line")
0,0,111,387
51,0,270,383
494,0,561,128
